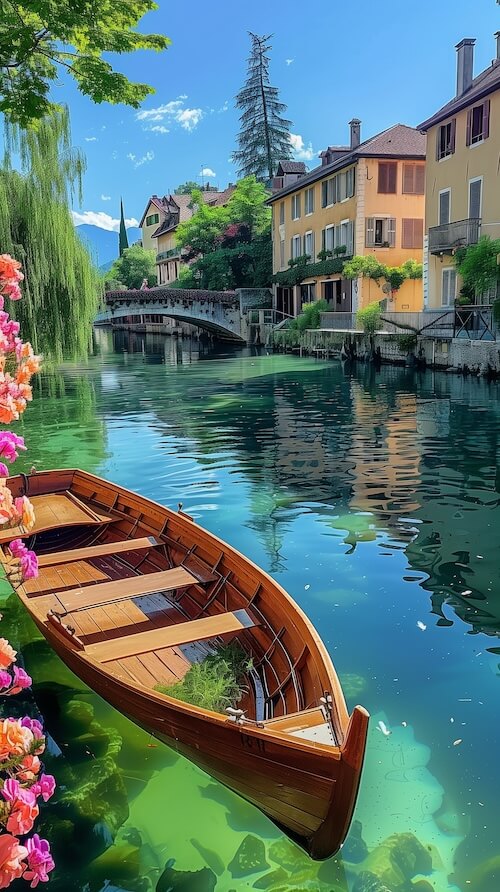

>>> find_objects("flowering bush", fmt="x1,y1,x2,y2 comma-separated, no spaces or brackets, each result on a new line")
0,255,54,887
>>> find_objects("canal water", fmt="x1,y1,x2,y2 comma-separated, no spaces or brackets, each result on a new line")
2,330,500,892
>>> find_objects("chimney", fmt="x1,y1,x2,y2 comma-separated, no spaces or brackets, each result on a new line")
495,32,500,61
349,119,361,149
456,38,475,96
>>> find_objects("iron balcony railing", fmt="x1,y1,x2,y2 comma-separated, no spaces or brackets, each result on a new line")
428,218,481,255
156,247,181,262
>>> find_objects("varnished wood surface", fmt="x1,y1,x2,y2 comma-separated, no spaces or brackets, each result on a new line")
4,468,369,860
0,492,111,543
86,609,256,662
37,536,157,567
59,567,197,612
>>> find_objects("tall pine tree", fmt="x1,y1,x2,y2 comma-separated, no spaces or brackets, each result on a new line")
233,33,293,181
119,199,129,256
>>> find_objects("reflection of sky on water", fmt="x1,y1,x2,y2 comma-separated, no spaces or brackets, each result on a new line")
9,336,500,890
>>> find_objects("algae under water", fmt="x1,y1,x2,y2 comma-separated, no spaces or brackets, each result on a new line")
2,330,500,891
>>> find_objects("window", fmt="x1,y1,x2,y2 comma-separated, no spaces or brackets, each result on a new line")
403,164,425,194
291,235,302,259
366,217,396,247
442,268,456,306
279,239,285,269
345,167,355,199
279,202,285,225
467,101,490,146
305,188,315,215
402,218,424,249
338,220,354,255
322,225,335,252
321,178,336,207
439,189,451,225
291,194,301,220
468,177,482,220
378,162,398,194
300,284,316,303
304,230,315,259
146,213,159,226
436,120,456,160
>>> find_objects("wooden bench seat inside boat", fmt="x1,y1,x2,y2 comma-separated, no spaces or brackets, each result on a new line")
58,567,198,613
37,536,158,567
0,492,112,544
85,608,257,662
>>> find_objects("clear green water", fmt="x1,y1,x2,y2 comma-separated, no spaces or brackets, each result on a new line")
2,330,500,891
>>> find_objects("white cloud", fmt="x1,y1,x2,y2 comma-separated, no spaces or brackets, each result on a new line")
286,58,294,66
178,93,188,100
150,125,169,134
136,98,204,133
84,136,97,142
101,194,111,201
289,133,316,161
218,100,229,113
134,151,154,167
72,211,139,231
201,167,216,178
127,152,136,162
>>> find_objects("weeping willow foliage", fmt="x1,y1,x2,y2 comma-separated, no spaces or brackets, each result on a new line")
0,109,101,359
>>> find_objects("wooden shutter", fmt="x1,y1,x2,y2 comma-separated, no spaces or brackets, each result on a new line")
290,238,293,260
378,163,387,193
415,165,425,194
436,129,442,161
365,217,375,247
466,109,472,146
378,162,397,193
388,164,397,194
483,99,490,139
388,218,396,247
322,182,328,208
469,179,482,219
414,218,423,248
403,164,414,193
321,228,326,250
402,218,412,248
450,118,456,153
347,221,354,254
311,232,315,259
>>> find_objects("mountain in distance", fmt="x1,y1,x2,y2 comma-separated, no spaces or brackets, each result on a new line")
76,224,142,269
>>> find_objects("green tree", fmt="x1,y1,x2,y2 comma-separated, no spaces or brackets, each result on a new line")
356,301,381,335
0,0,170,127
233,33,293,180
119,199,129,256
343,255,422,301
0,110,100,359
226,176,271,235
455,236,500,298
175,181,209,194
106,244,156,290
176,189,229,256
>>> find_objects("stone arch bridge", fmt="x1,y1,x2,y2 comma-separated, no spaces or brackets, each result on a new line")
96,287,274,343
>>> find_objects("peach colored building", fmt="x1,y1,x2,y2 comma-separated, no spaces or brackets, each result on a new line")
269,122,426,317
419,36,500,309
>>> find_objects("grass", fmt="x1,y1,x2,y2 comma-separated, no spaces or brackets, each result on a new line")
155,642,253,714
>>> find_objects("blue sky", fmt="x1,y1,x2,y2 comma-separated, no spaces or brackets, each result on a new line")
60,0,500,232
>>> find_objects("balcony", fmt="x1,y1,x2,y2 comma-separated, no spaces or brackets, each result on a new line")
428,218,480,255
156,247,181,262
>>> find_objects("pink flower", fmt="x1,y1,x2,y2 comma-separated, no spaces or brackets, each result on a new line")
5,787,39,835
17,754,41,783
31,774,55,803
24,835,54,888
8,539,27,559
0,671,11,690
0,464,8,477
6,665,32,695
1,778,21,802
20,717,44,740
20,550,38,581
0,432,26,463
0,834,28,888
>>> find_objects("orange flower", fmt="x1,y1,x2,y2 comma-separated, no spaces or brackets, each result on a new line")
17,754,41,782
0,255,23,284
0,834,28,887
0,718,33,760
0,638,16,669
14,496,35,532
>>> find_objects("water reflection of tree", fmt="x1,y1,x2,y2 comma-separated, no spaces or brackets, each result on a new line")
18,371,108,474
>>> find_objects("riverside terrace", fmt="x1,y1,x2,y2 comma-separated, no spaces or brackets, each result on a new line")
96,287,276,343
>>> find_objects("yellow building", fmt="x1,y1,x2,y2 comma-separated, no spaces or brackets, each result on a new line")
139,188,235,285
269,121,426,317
419,37,500,309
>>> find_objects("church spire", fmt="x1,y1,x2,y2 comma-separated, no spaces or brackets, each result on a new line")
119,198,129,256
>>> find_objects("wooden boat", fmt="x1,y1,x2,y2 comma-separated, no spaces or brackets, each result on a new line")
1,469,369,860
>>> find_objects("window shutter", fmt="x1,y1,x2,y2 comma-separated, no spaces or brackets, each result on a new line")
415,165,425,194
466,109,472,146
322,182,327,208
321,228,326,250
388,218,396,247
378,164,387,193
436,129,442,161
483,99,490,139
402,218,412,248
334,224,341,249
414,218,423,248
439,191,450,225
388,164,397,194
469,179,482,219
366,217,375,247
450,118,456,153
347,221,354,254
403,164,413,193
290,238,293,260
311,232,315,259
